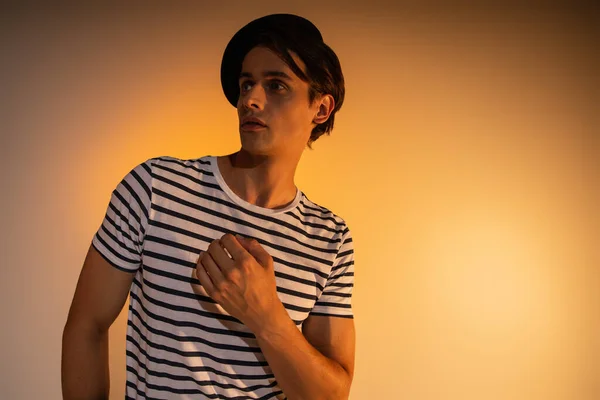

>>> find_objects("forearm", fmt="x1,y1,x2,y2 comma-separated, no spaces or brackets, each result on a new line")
252,305,351,400
61,321,110,400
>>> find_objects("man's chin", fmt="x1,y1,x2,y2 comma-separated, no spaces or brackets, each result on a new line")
239,141,272,157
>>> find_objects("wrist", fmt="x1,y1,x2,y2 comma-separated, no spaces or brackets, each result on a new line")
250,301,292,340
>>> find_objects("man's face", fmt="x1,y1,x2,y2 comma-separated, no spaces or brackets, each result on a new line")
236,46,319,156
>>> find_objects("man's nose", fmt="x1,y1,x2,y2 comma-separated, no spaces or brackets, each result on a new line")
240,84,265,110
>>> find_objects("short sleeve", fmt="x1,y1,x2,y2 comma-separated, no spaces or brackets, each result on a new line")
310,226,355,318
91,159,153,273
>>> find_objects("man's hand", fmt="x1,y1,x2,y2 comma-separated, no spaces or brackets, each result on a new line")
194,233,286,333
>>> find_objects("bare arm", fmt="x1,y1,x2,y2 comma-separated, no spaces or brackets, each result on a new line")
196,234,356,400
61,244,135,400
254,310,356,400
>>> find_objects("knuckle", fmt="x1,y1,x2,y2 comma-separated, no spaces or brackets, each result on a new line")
213,280,226,293
222,233,234,242
239,254,253,267
224,268,240,282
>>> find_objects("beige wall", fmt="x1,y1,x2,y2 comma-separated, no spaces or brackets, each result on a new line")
1,1,598,399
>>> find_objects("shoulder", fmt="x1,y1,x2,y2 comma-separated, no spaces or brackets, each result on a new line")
117,155,212,192
133,155,214,176
142,155,211,168
297,193,352,243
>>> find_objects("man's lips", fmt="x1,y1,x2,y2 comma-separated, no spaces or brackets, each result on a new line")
240,122,267,131
241,117,267,127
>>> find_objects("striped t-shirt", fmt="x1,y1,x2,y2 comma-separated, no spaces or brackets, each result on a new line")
92,155,355,399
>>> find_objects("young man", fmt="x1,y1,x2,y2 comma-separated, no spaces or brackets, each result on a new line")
62,14,355,399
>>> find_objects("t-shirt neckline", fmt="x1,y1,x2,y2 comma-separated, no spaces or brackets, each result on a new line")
208,155,302,216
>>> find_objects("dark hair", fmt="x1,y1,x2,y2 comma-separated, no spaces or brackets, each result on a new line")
253,32,345,149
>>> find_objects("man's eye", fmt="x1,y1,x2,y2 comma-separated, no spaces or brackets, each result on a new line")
268,82,285,91
240,81,253,92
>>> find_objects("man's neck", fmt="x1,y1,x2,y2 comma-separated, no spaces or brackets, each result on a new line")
217,151,299,210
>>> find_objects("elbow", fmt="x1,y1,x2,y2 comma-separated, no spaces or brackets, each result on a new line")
325,371,353,400
63,316,106,344
339,366,353,399
336,386,352,400
322,391,350,400
296,380,350,400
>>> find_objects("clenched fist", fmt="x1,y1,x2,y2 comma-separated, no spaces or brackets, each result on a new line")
194,233,286,334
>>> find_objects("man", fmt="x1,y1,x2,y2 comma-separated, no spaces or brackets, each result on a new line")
62,13,355,399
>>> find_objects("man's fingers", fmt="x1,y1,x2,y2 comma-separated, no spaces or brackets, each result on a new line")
217,233,247,261
234,235,272,268
218,233,273,269
195,257,214,294
200,251,225,285
208,239,234,271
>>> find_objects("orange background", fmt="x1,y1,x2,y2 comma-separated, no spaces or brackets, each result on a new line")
1,2,598,399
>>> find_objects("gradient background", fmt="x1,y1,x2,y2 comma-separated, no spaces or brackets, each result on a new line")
1,1,598,399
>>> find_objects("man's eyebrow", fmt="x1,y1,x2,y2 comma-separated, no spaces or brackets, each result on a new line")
239,71,293,81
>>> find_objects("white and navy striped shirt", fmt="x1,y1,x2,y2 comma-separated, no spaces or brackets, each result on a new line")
92,155,355,399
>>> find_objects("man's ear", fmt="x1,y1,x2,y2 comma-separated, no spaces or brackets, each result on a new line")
313,94,335,125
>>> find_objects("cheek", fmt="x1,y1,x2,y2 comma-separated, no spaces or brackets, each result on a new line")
268,95,314,132
286,109,313,134
270,102,300,123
